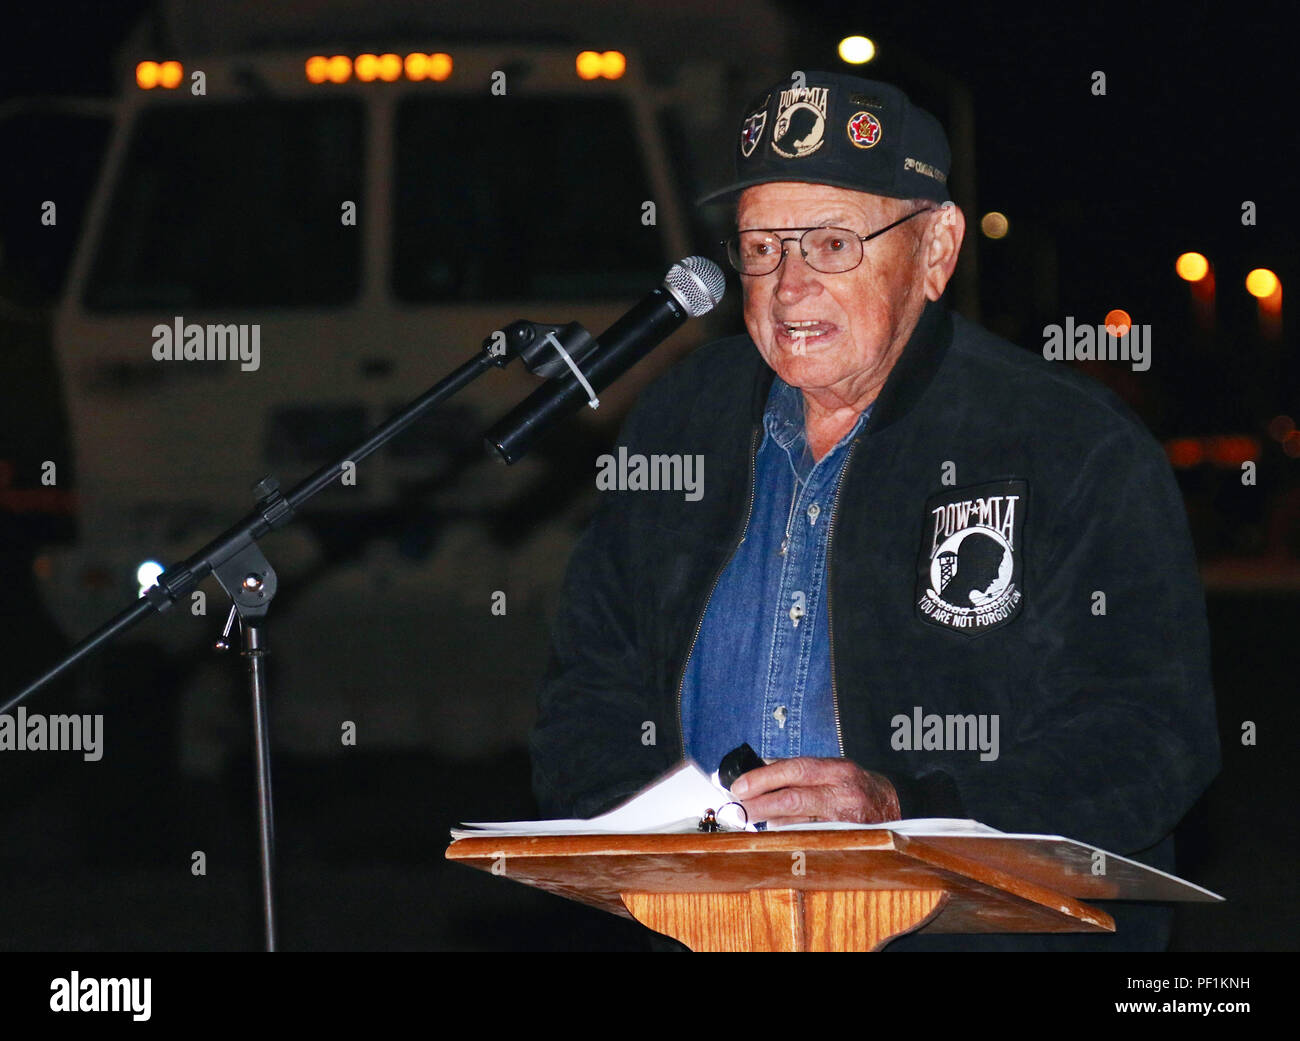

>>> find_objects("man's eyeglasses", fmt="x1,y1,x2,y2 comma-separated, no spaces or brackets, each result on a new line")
723,207,935,276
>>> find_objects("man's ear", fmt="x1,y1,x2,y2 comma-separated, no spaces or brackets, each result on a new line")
922,202,965,301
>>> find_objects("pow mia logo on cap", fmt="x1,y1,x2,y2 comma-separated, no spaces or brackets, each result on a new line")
740,99,768,158
771,85,829,158
846,110,882,148
916,479,1027,634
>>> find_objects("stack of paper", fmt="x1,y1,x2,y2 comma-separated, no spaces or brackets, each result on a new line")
451,761,1003,840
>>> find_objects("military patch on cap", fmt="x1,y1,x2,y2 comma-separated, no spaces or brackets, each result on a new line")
846,110,883,149
696,72,953,206
916,479,1027,634
771,85,830,158
903,156,947,184
740,99,768,158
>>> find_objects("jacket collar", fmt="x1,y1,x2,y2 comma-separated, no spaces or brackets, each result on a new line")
747,299,954,434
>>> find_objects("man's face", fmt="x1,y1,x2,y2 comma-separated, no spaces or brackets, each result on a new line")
737,181,934,410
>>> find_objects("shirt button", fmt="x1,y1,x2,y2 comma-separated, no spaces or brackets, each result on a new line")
789,591,806,627
807,502,821,525
773,705,788,729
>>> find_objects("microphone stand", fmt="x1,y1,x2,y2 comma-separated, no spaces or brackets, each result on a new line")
6,320,595,951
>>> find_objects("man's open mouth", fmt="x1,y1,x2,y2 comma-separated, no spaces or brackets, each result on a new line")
779,319,835,353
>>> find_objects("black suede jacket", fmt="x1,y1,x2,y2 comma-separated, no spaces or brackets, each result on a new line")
530,301,1220,869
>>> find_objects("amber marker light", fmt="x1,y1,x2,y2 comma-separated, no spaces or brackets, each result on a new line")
326,55,352,84
404,53,428,80
158,61,183,89
602,51,626,78
354,54,379,82
429,53,453,81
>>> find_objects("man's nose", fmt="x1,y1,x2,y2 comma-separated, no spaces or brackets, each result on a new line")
774,246,820,301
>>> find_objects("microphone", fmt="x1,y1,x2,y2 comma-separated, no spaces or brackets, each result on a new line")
484,256,726,464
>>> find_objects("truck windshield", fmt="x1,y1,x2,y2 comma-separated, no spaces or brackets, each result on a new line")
393,95,665,301
84,98,364,310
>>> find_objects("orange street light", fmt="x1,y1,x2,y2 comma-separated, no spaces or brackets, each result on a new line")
980,212,1009,239
838,36,876,64
1246,268,1279,298
1176,252,1209,282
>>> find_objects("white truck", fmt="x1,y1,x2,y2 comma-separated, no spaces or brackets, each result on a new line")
33,0,791,773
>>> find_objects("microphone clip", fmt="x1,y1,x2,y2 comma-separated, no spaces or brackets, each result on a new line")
484,320,598,379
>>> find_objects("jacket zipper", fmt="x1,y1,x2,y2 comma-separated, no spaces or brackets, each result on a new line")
675,427,761,761
826,439,859,758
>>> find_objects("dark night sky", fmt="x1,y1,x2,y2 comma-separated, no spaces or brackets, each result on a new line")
3,0,1292,295
806,2,1295,338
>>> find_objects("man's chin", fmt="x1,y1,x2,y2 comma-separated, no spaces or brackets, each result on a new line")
763,349,836,388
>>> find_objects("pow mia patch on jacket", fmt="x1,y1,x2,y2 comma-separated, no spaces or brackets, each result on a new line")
916,479,1027,633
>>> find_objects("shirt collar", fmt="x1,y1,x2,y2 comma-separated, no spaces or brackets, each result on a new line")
763,377,873,482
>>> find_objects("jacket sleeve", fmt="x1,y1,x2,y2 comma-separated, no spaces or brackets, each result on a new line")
528,406,677,820
920,428,1220,853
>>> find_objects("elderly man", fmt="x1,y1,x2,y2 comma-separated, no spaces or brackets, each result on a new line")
529,73,1220,950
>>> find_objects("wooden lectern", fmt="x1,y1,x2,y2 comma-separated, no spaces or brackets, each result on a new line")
446,827,1216,951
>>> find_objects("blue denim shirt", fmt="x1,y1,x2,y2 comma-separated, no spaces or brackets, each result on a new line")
680,376,872,775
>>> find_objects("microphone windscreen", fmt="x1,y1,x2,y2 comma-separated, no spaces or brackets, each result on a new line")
665,256,726,317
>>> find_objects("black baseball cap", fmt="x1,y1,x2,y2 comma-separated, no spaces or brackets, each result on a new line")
698,71,952,206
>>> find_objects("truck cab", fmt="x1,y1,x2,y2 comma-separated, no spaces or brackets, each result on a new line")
36,9,785,773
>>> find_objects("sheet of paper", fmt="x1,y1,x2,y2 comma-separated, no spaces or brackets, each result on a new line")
453,761,730,839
